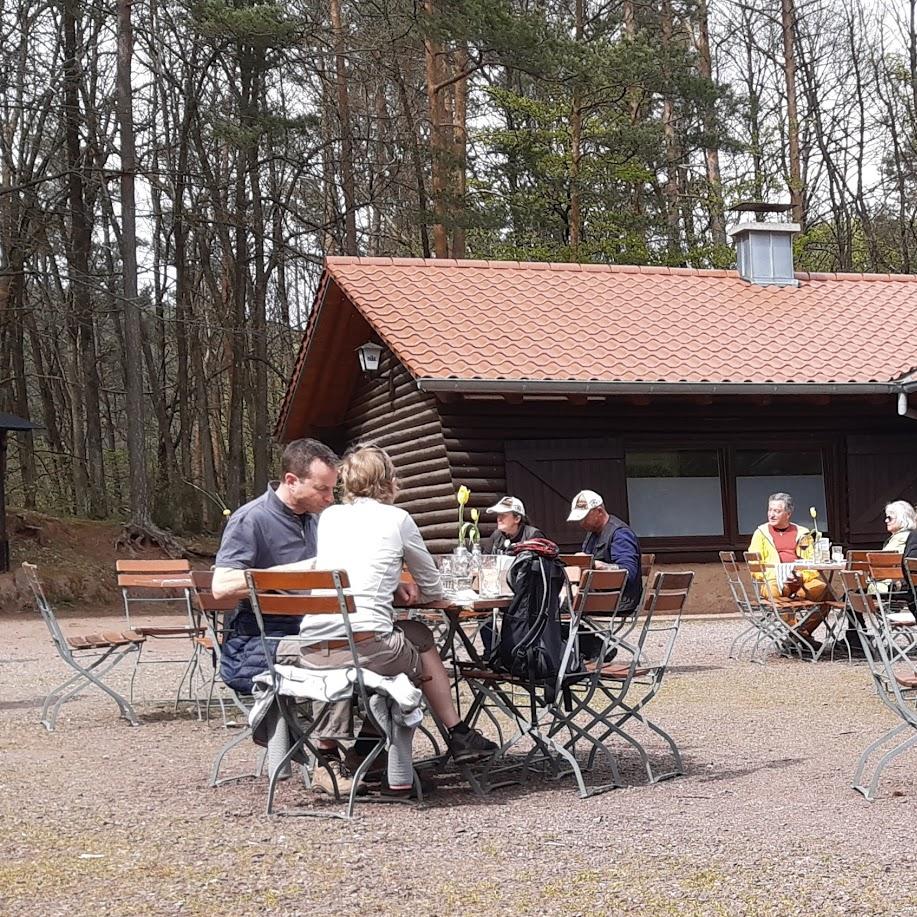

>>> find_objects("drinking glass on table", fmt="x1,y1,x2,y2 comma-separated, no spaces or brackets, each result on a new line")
831,545,844,564
479,555,500,598
815,537,830,563
440,557,455,594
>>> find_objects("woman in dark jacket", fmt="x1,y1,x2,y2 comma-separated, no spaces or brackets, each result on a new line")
485,496,545,554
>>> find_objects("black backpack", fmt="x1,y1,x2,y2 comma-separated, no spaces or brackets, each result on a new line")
488,539,582,694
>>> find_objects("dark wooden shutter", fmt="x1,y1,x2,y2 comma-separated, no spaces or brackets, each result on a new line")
505,437,626,551
846,434,917,545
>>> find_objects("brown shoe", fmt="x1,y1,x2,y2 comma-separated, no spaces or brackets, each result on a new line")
311,757,367,798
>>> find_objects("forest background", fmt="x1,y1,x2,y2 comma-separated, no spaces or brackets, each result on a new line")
1,0,915,538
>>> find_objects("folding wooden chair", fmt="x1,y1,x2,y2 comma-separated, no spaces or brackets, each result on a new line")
23,562,146,731
866,552,912,612
115,559,205,710
840,570,917,800
188,571,252,725
246,568,408,819
555,571,694,791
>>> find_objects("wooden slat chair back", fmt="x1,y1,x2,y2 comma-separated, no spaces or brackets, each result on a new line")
574,568,628,617
839,570,917,800
22,562,145,731
559,553,593,588
243,568,388,818
115,559,207,714
866,551,913,615
846,550,871,575
115,558,196,631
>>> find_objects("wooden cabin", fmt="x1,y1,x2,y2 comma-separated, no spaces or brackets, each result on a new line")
275,240,917,609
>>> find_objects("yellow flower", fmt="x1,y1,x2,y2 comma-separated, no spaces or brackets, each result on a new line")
223,508,231,517
809,506,818,519
470,508,479,522
457,485,471,506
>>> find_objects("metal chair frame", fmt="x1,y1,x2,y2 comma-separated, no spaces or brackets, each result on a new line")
743,551,833,661
840,570,917,800
720,551,774,661
23,562,145,731
551,571,694,792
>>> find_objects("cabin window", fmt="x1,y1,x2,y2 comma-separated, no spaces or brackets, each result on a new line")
625,451,724,537
735,449,827,534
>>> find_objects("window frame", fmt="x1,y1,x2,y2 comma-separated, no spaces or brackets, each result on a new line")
622,435,842,557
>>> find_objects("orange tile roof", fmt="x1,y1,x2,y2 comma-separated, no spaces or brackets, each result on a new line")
275,256,917,436
323,256,917,385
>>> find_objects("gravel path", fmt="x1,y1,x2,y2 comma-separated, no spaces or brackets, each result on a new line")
1,612,915,916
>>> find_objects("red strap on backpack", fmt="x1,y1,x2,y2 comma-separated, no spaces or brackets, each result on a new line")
508,537,559,559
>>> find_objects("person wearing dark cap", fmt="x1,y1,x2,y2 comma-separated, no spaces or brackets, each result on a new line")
484,495,545,554
568,489,642,613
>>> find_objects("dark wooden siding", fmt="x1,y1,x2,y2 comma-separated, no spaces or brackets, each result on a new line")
342,354,458,554
439,396,917,556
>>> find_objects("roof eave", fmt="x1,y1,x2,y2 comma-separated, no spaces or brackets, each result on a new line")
415,378,901,396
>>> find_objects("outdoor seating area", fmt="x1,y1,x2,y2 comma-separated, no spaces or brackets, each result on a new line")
9,448,917,911
5,602,916,913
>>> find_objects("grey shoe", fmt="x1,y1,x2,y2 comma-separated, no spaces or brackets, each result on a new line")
311,757,367,798
448,727,498,763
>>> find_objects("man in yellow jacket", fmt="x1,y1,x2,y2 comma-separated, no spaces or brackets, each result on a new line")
748,492,828,646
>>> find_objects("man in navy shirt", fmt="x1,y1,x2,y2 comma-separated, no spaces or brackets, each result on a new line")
567,489,643,612
212,438,340,693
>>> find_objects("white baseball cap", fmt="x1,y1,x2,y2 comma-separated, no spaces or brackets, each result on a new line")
487,495,526,516
567,489,603,522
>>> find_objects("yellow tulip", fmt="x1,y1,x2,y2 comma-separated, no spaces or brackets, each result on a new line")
470,507,479,522
457,485,471,506
223,508,231,517
809,506,818,518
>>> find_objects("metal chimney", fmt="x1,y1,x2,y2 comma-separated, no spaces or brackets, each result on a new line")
727,202,799,287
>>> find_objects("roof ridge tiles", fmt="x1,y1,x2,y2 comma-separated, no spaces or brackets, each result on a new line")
325,255,917,284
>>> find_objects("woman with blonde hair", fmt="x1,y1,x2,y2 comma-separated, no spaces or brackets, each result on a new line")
298,444,496,795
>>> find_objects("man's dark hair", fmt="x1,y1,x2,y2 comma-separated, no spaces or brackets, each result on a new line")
281,439,339,478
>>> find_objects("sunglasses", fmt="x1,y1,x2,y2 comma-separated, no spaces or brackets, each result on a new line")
885,515,893,522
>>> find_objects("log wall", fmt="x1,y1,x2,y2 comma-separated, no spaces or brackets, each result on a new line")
342,354,459,554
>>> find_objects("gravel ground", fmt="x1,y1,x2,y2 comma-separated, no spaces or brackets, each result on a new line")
1,611,915,917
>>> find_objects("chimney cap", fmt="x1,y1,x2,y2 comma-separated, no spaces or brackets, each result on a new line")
727,221,800,239
728,201,792,215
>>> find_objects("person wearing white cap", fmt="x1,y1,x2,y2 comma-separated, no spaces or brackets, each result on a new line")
484,495,544,555
567,489,642,612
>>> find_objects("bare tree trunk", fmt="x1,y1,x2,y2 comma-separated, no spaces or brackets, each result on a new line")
782,0,804,226
424,0,450,258
661,0,683,261
695,0,726,249
394,59,432,257
116,0,151,529
248,88,270,494
330,0,358,255
451,47,468,260
63,0,106,518
569,0,584,256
